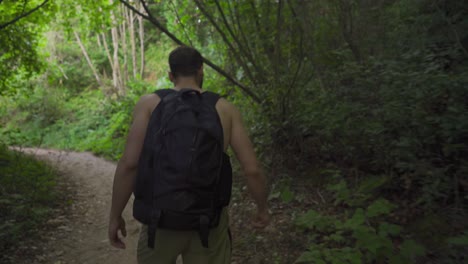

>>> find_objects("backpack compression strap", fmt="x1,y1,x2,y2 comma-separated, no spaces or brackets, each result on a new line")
146,88,173,248
199,91,222,249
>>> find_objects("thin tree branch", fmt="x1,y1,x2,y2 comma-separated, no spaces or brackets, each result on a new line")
435,2,468,58
229,2,268,85
74,31,103,88
213,0,242,49
282,1,305,123
120,0,182,44
193,0,257,86
119,0,261,103
20,0,28,16
286,0,304,89
251,0,277,70
338,0,362,63
274,0,283,81
101,32,115,71
169,0,193,47
248,0,262,38
213,0,264,81
0,0,49,30
230,1,253,57
248,0,270,60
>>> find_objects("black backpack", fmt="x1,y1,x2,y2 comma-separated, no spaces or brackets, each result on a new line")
133,88,232,249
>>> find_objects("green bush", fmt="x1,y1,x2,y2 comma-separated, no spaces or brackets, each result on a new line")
0,144,58,251
0,72,159,159
289,48,468,207
295,177,426,264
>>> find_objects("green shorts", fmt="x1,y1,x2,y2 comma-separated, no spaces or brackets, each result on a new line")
137,209,231,264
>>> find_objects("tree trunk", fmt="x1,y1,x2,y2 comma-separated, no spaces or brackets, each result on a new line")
128,4,138,78
120,4,128,87
137,1,145,78
73,31,103,88
96,33,102,48
101,32,114,71
111,26,123,94
110,0,124,95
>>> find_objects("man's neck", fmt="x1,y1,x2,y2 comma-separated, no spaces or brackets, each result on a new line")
173,78,201,92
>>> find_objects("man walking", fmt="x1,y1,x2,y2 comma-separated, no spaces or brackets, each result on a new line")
108,46,269,264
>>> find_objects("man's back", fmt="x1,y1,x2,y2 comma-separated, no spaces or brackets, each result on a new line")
108,46,269,264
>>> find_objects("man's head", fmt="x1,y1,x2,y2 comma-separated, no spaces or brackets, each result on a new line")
168,46,204,88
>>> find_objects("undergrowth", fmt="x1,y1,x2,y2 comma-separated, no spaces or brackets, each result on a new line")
0,80,153,160
293,172,468,264
0,144,58,253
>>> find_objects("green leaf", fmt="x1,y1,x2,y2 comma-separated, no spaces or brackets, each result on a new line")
353,227,383,255
295,210,321,229
345,250,364,264
295,250,325,264
447,234,468,246
0,199,13,205
388,255,406,264
400,239,425,258
357,176,389,193
378,222,401,237
329,233,345,242
344,208,365,229
295,209,336,231
366,199,397,218
280,186,294,203
329,248,363,264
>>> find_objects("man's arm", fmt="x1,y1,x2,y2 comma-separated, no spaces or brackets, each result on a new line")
229,105,270,228
108,94,158,249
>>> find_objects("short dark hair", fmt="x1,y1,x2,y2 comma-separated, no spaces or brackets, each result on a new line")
169,46,203,78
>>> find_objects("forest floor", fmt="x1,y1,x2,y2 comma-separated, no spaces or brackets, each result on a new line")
4,148,308,264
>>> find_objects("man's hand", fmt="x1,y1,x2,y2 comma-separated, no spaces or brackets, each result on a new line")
252,209,271,229
108,216,127,249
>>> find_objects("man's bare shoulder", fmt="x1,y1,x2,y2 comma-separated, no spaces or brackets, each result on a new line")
139,93,161,104
134,93,161,116
216,97,239,115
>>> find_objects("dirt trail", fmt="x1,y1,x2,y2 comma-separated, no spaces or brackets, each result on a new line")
18,148,140,264
10,148,298,264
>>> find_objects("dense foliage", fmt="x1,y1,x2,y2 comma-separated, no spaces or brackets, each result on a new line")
0,0,56,93
1,0,467,262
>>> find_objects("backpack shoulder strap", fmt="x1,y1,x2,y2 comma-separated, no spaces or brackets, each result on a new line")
154,89,175,99
202,91,220,107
